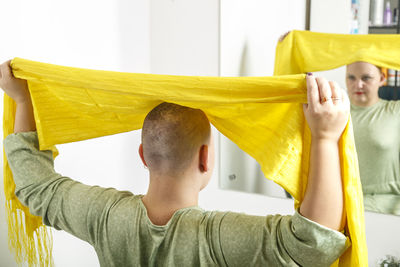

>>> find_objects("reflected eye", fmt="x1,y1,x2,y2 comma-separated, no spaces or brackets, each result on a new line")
347,76,356,81
361,76,372,82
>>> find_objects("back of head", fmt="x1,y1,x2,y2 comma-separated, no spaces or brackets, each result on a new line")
142,102,211,175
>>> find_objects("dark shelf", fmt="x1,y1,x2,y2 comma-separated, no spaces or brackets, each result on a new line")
369,25,398,29
368,26,398,34
379,86,400,100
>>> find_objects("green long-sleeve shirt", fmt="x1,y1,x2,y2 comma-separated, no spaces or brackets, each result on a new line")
351,99,400,215
4,132,348,266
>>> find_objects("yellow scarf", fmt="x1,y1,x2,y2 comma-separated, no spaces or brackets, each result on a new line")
274,30,400,75
5,57,362,266
274,30,400,266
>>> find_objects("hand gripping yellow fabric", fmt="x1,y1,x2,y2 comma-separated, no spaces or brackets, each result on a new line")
275,30,400,267
4,57,358,266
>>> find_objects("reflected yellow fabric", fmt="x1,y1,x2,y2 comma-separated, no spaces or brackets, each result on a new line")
275,30,400,267
274,30,400,75
4,57,359,266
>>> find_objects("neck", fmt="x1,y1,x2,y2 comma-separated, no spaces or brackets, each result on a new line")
142,171,200,225
353,98,380,107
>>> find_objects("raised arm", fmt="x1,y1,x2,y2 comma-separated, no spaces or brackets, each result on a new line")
1,60,134,246
0,60,36,133
300,74,349,231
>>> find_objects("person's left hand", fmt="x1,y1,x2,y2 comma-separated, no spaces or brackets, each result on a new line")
0,60,30,104
303,74,350,142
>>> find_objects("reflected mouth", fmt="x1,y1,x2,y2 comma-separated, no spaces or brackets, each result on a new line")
354,92,364,95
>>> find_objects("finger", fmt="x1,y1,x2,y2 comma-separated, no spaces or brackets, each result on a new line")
302,103,309,120
306,74,319,109
279,31,290,42
342,88,351,110
316,77,332,104
329,81,342,106
0,62,4,79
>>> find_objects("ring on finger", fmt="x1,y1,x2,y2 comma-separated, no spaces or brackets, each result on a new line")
321,96,332,103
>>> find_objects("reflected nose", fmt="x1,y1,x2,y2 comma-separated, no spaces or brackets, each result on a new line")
356,79,364,89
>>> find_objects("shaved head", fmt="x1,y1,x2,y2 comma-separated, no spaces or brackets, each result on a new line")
142,102,211,175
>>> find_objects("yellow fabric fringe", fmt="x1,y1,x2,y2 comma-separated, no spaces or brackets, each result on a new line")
4,56,363,266
3,93,54,267
274,30,400,267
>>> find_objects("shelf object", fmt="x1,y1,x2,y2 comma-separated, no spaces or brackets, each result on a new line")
379,85,400,100
369,25,398,33
369,0,400,34
369,0,400,100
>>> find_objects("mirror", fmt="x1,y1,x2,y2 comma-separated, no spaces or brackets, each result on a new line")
315,64,400,216
218,0,305,203
219,135,293,199
219,1,400,264
220,63,400,216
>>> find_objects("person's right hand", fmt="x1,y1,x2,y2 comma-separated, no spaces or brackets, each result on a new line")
303,74,350,142
0,60,30,104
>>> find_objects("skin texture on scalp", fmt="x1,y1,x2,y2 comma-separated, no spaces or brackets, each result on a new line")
141,102,211,176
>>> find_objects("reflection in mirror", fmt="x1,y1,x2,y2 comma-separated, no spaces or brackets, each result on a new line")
219,135,293,200
315,63,400,216
218,67,348,202
219,63,400,216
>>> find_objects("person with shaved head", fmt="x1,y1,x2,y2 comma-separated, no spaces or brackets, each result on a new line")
140,102,213,225
1,60,349,266
346,61,400,215
280,29,400,216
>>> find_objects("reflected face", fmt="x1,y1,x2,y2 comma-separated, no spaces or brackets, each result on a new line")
346,62,385,107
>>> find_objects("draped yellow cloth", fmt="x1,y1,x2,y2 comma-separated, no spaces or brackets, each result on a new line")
274,30,400,75
274,30,400,267
4,57,362,266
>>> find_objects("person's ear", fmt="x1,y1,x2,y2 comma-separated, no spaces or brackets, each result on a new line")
379,70,386,86
199,145,208,173
138,144,148,167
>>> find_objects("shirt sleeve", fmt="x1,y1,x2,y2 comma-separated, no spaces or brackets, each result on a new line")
217,210,349,267
3,131,133,246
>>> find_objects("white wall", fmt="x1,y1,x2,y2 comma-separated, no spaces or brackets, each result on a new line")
0,1,150,266
358,0,371,34
221,0,306,77
219,0,306,200
310,0,351,94
311,0,352,34
150,0,220,76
